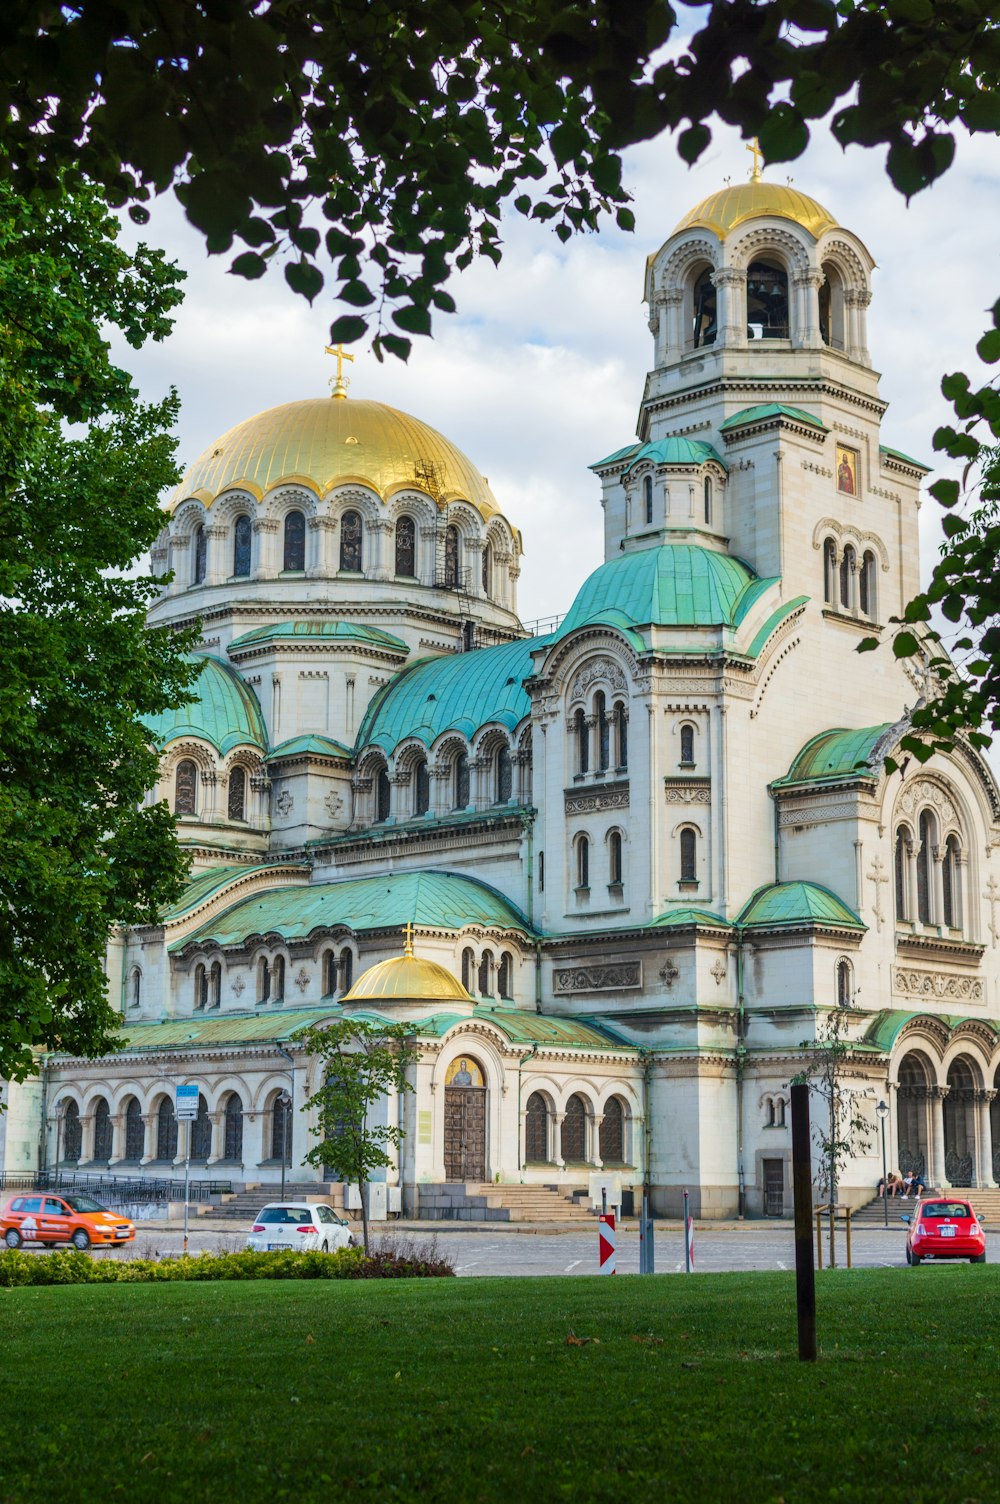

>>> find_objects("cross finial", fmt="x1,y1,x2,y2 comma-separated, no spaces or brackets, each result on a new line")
403,921,414,957
746,137,764,182
325,342,355,400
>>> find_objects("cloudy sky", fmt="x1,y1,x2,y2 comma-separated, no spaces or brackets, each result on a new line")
114,118,1000,626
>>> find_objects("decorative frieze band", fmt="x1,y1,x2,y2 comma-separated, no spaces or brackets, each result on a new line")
892,967,984,1003
553,963,642,994
565,787,630,815
664,778,710,805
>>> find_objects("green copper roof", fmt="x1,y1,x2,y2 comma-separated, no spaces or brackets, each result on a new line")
266,734,354,762
620,436,727,475
720,404,827,433
116,1008,341,1052
865,1010,1000,1052
358,635,548,754
555,546,777,641
880,444,931,472
746,596,810,658
229,621,408,652
161,863,298,922
175,869,533,950
589,441,643,470
143,654,267,755
648,907,732,930
418,1008,633,1050
737,882,865,931
774,725,894,788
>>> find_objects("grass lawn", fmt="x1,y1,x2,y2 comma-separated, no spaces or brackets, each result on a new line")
2,1268,998,1503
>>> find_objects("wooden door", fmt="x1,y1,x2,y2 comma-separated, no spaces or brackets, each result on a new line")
444,1088,486,1182
763,1159,784,1217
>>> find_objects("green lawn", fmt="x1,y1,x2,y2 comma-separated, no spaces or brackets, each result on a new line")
1,1269,998,1503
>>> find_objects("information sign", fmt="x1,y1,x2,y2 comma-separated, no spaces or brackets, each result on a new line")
176,1082,199,1121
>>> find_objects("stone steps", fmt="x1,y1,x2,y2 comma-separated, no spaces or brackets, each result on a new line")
851,1188,1000,1227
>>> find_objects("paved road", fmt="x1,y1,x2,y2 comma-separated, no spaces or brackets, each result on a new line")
108,1221,1000,1275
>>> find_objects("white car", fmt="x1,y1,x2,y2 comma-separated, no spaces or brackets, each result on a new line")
247,1202,354,1253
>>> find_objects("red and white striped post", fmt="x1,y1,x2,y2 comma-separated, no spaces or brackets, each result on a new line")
598,1213,617,1274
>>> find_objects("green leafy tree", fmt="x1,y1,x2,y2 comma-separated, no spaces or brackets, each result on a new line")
0,179,199,1084
297,1018,417,1253
795,1005,873,1268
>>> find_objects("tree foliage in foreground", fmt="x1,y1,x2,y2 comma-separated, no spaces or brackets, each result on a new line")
0,181,200,1084
298,1017,416,1254
3,0,1000,357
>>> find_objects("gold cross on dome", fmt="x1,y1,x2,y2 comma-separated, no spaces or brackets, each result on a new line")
325,342,355,400
746,137,764,182
403,921,414,957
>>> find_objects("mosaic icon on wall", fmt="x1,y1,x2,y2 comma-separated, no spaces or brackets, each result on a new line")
445,1055,485,1088
836,444,858,496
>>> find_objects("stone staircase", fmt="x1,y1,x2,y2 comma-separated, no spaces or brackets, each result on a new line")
414,1181,593,1222
851,1188,1000,1228
208,1183,344,1222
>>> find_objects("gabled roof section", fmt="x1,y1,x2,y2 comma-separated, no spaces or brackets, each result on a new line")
720,403,827,434
161,863,287,923
648,907,732,930
174,869,534,951
737,881,865,931
880,444,931,473
266,734,354,762
590,440,643,470
358,635,548,755
417,1009,634,1050
142,653,267,755
773,724,894,789
229,621,408,653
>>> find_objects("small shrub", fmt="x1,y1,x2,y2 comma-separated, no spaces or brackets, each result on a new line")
0,1245,454,1288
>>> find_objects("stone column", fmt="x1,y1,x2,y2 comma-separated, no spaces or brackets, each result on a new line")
931,1086,949,1187
244,1110,266,1172
110,1114,126,1164
794,270,823,348
307,516,337,577
368,518,393,581
429,764,450,818
78,1114,96,1165
932,848,946,931
978,1092,995,1187
552,1113,566,1168
168,534,190,595
419,524,438,586
664,291,683,361
251,517,279,579
592,1114,605,1171
207,1112,225,1166
140,1112,157,1166
715,268,746,347
205,524,228,585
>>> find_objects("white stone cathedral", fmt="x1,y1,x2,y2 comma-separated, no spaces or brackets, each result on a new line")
4,167,1000,1219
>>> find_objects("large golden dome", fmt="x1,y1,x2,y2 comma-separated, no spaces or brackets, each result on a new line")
342,952,473,1005
673,181,837,240
172,397,500,520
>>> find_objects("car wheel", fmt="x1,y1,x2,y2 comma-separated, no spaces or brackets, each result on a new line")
71,1229,91,1251
905,1246,912,1265
910,1251,921,1264
972,1252,987,1263
4,1228,22,1249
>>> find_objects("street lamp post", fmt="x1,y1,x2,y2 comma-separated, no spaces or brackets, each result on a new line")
876,1099,890,1228
278,1092,292,1200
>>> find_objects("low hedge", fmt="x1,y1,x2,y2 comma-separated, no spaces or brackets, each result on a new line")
0,1246,455,1287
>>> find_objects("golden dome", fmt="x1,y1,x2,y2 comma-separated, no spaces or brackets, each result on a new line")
673,181,837,241
172,397,500,520
342,953,473,1005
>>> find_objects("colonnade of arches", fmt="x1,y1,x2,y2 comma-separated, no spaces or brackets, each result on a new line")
524,1090,632,1168
356,728,531,827
166,750,267,830
822,538,879,620
891,1048,1000,1188
894,813,965,933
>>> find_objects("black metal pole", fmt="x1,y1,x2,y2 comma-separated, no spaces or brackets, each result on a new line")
790,1082,817,1362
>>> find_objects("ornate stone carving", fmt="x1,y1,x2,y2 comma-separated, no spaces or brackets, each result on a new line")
231,975,246,997
324,791,345,819
294,967,310,993
274,789,294,817
984,874,999,948
897,779,957,827
664,780,710,805
892,968,984,1003
570,656,627,700
778,803,858,826
710,958,727,986
659,959,679,988
553,963,641,994
565,787,630,815
867,855,889,933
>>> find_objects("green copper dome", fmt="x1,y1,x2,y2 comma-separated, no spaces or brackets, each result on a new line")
590,437,726,472
143,654,267,756
773,725,894,788
737,882,865,931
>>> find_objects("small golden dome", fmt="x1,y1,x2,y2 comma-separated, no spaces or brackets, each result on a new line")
172,397,500,521
342,953,473,1005
673,181,837,241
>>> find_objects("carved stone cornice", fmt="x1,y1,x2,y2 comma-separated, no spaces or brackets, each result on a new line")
892,967,985,1003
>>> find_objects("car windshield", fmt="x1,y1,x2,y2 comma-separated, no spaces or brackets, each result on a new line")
256,1208,311,1225
61,1195,107,1214
921,1202,971,1219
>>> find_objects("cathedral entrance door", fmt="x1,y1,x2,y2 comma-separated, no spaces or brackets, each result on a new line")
443,1055,487,1182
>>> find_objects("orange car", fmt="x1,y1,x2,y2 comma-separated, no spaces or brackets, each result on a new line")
2,1192,135,1250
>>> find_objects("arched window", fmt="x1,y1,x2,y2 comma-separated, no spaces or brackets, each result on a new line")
680,827,697,883
917,810,934,925
595,693,610,772
538,850,545,892
823,539,837,603
223,1093,243,1162
453,751,470,809
765,1098,776,1127
478,949,493,997
860,551,877,618
614,703,628,770
156,1098,177,1162
414,758,430,816
93,1098,112,1162
273,955,285,1001
129,967,141,1010
525,1092,550,1162
283,510,306,571
210,960,222,1009
943,835,961,929
819,263,846,350
497,952,513,999
174,759,197,817
233,514,252,577
228,766,246,822
323,949,337,996
194,963,207,1011
192,524,207,585
776,1098,786,1127
836,959,852,1009
609,830,623,887
395,516,416,577
61,1100,81,1163
376,766,391,822
494,745,512,804
561,1094,588,1162
643,474,653,526
340,509,363,572
191,1094,212,1161
257,956,271,1004
482,543,493,596
461,947,474,992
704,477,713,526
599,1097,625,1164
124,1097,143,1162
895,826,911,922
340,948,353,992
576,834,590,890
840,544,856,611
747,259,789,339
575,708,589,775
680,724,695,766
444,524,460,586
692,268,717,347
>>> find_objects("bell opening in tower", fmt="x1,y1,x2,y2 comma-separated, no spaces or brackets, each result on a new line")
746,259,788,340
692,268,717,348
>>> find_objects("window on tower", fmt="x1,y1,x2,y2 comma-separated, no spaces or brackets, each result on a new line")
747,260,789,340
192,524,207,585
692,268,717,347
643,474,653,526
679,827,697,884
174,760,197,816
283,510,305,571
233,515,252,577
340,510,363,572
395,516,416,577
444,524,460,586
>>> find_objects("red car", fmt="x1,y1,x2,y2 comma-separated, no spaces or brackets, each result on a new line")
904,1197,986,1264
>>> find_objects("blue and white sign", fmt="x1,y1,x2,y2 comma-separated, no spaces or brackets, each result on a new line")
176,1082,199,1121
